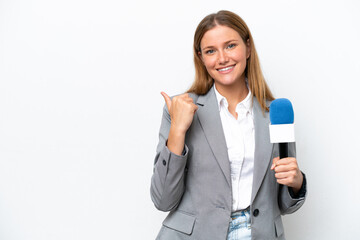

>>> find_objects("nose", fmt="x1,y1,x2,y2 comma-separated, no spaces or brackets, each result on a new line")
217,50,229,65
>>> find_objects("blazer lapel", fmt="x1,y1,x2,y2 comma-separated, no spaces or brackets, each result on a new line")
196,87,232,187
251,97,273,203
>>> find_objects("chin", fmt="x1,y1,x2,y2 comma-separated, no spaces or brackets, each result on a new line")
215,76,239,86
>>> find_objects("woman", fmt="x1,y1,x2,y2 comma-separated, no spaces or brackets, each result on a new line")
150,10,307,240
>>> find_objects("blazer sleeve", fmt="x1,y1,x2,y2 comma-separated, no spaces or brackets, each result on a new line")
277,142,308,215
150,104,188,212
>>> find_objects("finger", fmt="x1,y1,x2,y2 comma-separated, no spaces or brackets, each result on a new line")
275,157,297,166
183,96,195,104
177,93,190,100
161,92,172,111
184,98,194,103
273,158,298,173
181,93,195,100
275,171,291,179
276,175,298,187
274,164,297,173
276,177,291,186
271,157,280,170
181,97,197,109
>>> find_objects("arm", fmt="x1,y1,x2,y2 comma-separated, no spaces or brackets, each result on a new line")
150,93,197,212
278,172,307,215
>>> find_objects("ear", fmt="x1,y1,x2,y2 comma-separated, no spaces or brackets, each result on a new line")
198,51,204,62
246,39,251,59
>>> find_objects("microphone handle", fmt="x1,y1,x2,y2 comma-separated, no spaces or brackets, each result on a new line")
279,143,288,159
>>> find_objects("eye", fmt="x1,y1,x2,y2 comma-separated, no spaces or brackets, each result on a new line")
205,49,215,55
227,43,236,49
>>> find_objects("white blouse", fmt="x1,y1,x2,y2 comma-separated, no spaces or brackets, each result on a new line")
214,84,255,212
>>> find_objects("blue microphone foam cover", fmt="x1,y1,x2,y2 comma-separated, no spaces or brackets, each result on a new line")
269,98,294,125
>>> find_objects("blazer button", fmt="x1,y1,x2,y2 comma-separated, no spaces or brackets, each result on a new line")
253,209,259,217
162,160,166,166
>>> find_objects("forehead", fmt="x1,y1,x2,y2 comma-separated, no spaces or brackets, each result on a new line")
201,25,241,48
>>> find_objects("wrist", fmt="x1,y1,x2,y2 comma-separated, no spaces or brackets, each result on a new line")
292,171,304,194
167,126,186,155
169,124,187,136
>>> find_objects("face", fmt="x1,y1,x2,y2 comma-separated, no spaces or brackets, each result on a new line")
199,25,250,88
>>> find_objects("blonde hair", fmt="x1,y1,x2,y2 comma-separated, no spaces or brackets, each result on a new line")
187,10,274,112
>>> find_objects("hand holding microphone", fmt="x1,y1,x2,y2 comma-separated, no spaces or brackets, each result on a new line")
271,156,303,191
269,99,303,193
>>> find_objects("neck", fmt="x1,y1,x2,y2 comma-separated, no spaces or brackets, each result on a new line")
215,78,249,107
214,78,249,119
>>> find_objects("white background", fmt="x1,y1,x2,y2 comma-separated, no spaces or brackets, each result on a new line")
1,0,359,239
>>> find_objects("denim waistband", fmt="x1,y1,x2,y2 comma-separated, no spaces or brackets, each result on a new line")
231,206,250,217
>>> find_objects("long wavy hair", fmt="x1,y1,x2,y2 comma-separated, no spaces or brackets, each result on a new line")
187,10,274,112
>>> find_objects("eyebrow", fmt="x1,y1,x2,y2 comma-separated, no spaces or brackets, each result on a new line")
201,39,239,51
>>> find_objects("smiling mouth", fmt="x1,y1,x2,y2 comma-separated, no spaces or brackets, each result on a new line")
217,65,235,72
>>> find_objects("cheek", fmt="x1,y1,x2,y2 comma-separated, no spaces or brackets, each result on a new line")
203,58,216,71
232,51,247,62
202,60,217,78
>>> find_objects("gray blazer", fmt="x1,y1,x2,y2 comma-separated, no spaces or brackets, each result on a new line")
150,87,306,240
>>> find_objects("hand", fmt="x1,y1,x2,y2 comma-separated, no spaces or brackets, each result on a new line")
161,92,198,134
271,157,303,193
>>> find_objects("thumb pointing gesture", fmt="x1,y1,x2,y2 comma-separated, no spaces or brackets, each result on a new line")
161,92,172,111
160,91,197,135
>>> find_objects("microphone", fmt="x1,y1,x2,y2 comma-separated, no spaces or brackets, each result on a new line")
269,98,295,159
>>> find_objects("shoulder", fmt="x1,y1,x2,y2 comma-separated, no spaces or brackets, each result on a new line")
253,96,272,109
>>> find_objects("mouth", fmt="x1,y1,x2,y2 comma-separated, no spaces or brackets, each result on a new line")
217,64,235,72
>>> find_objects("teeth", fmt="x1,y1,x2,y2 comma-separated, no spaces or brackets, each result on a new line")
218,66,234,72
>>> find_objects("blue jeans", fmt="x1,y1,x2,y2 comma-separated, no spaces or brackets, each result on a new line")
227,209,251,240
